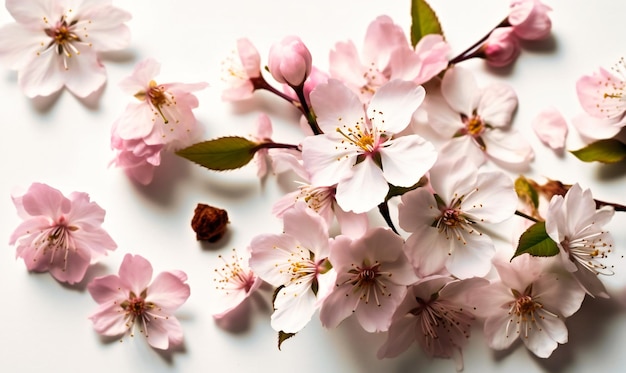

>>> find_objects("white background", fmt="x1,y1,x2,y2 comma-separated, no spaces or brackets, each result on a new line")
1,1,626,372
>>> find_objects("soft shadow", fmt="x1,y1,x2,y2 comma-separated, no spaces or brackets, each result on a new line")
201,176,259,201
98,49,137,64
214,289,271,334
230,92,301,122
491,339,521,361
154,341,187,363
198,227,234,251
30,90,63,113
58,262,111,292
520,34,558,54
485,62,515,78
132,152,192,206
74,82,107,111
596,157,626,181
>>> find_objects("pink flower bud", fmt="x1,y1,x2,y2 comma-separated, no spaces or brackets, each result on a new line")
268,36,312,87
483,27,521,67
508,0,552,40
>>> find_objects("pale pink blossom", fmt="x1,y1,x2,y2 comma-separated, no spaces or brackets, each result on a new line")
282,66,330,106
87,254,190,350
110,122,164,185
477,256,585,358
575,62,626,139
268,36,312,87
329,15,449,102
302,79,437,213
9,182,116,284
377,276,488,370
249,203,335,333
221,38,262,101
0,0,131,98
508,0,552,41
209,248,263,319
398,157,517,278
424,66,534,167
319,227,418,332
531,107,568,150
483,27,520,68
545,183,616,298
114,58,208,150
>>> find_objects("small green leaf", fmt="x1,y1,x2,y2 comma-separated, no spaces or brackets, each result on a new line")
570,139,626,163
513,221,559,259
278,331,297,351
176,136,257,171
514,176,539,210
410,0,444,47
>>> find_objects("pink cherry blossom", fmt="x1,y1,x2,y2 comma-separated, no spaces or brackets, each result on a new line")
424,66,534,167
483,27,520,68
477,256,585,358
110,121,164,185
0,0,131,98
545,183,616,298
508,0,552,41
221,38,262,101
87,254,190,350
268,36,312,87
114,58,208,149
531,107,568,150
398,157,517,278
249,202,336,333
209,248,263,319
329,15,449,102
571,113,626,141
319,227,418,332
9,182,117,284
377,276,487,371
302,79,437,213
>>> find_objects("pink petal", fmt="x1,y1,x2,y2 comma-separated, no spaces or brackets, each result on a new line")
282,203,329,257
6,0,61,24
0,24,42,69
62,45,107,98
380,135,437,187
329,40,367,89
368,80,425,133
571,112,625,140
482,128,535,166
310,79,365,133
118,254,153,295
523,311,564,358
476,83,518,128
118,58,160,95
236,38,261,78
20,183,70,218
334,158,387,213
48,245,92,284
146,317,184,350
532,107,568,149
8,217,49,245
576,67,626,119
88,303,128,336
87,274,127,304
73,4,132,52
362,15,409,69
114,103,156,140
441,66,478,116
146,272,191,313
18,49,65,98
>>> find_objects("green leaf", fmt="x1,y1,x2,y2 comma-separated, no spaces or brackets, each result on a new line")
278,331,296,351
176,136,257,171
570,139,626,163
513,221,560,259
514,176,539,210
410,0,444,47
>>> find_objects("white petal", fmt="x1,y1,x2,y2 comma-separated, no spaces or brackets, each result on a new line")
380,135,437,187
523,312,564,358
301,134,355,187
463,171,517,223
0,24,42,69
476,83,518,128
271,283,317,333
446,231,495,279
335,158,387,213
18,49,64,98
367,80,425,134
62,45,107,98
404,227,449,276
438,136,487,167
441,66,478,116
482,128,534,166
571,112,624,140
310,79,365,133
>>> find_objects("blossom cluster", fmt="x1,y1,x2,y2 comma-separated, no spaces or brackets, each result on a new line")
3,0,626,370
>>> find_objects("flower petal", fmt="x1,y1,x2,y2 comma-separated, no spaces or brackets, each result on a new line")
335,158,387,213
310,79,364,133
146,271,191,313
380,135,437,187
441,66,478,116
118,254,153,295
368,80,425,134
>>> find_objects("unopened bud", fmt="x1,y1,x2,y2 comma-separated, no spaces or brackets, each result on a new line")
268,36,312,87
483,27,520,67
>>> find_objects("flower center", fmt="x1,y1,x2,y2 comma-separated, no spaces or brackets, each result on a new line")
561,233,613,275
441,208,461,227
513,295,540,316
336,124,379,154
134,80,175,124
466,115,485,136
342,262,392,306
359,62,387,97
40,14,91,70
214,249,257,294
127,296,146,317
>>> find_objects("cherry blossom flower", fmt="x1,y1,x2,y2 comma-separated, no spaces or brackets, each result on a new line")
575,61,626,139
114,58,208,150
0,0,131,98
423,66,533,167
377,276,487,371
508,0,552,41
398,157,517,278
209,248,263,319
483,27,520,68
545,183,616,298
329,15,449,102
87,254,190,350
249,202,335,333
531,107,568,150
9,182,116,284
110,122,164,185
221,38,262,101
268,36,312,87
319,227,418,332
477,256,585,358
302,79,437,213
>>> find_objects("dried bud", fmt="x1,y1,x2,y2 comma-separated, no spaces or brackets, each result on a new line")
191,203,229,242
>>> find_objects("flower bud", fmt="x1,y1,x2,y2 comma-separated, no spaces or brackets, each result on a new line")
268,36,312,87
508,0,552,40
483,27,521,67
